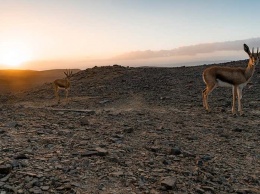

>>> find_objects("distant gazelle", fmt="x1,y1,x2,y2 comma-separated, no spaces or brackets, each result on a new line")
53,69,73,103
202,44,259,115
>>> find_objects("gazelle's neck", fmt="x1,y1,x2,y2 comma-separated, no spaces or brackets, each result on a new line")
245,62,255,81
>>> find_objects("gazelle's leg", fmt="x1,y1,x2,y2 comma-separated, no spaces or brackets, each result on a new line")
232,86,237,114
57,88,60,103
202,89,206,108
53,84,60,103
65,89,69,103
56,88,60,103
237,87,243,115
203,84,216,112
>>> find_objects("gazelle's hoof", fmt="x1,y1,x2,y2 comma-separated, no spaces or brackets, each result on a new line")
206,109,211,113
239,112,245,116
232,114,238,118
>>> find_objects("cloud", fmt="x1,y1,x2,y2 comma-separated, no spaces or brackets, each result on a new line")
113,37,260,60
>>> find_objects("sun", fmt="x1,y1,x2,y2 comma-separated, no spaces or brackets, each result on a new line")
0,41,33,69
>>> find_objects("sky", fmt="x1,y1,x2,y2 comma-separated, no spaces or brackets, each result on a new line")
0,0,260,70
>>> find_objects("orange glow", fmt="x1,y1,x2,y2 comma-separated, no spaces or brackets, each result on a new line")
0,41,33,69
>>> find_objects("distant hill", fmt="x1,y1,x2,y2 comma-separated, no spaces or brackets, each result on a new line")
0,69,80,93
7,59,254,103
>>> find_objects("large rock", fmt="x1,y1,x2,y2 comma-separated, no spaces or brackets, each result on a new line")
0,164,12,174
161,177,177,190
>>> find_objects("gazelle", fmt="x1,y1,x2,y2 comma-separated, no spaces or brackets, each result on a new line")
202,44,259,115
53,69,73,103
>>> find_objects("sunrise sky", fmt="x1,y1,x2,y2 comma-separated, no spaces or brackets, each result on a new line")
1,0,260,70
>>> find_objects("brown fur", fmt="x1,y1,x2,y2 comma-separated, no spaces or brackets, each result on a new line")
202,44,259,115
53,70,73,103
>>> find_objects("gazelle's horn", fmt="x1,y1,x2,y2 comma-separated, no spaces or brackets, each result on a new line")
252,47,254,55
64,69,69,77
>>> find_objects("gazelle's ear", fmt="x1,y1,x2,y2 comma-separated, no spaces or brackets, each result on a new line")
244,44,251,56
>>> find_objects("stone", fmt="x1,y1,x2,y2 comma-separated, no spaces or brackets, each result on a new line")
29,187,42,194
81,148,108,157
41,186,50,191
6,121,19,128
0,164,12,174
14,153,29,160
233,128,242,132
161,177,177,190
110,171,124,177
0,174,10,182
182,150,196,157
201,154,212,161
99,100,110,104
81,151,99,157
124,127,134,133
95,147,109,156
170,147,181,155
80,117,89,126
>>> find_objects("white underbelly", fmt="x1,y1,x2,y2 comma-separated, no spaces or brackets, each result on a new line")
58,87,67,90
216,79,248,89
216,79,233,87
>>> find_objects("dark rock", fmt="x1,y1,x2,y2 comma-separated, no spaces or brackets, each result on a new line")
236,188,255,194
0,164,12,174
162,160,171,165
81,148,108,157
233,128,242,132
14,153,29,160
195,187,205,193
110,137,123,144
201,186,215,193
147,146,160,153
182,150,196,157
108,156,120,163
98,183,105,190
99,99,110,104
201,154,212,161
170,147,181,155
80,117,90,126
123,127,134,133
81,151,98,157
197,160,204,167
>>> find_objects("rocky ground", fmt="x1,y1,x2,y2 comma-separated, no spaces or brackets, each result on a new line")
0,61,259,193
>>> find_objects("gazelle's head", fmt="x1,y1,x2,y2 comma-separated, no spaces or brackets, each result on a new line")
64,69,73,80
244,43,260,67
